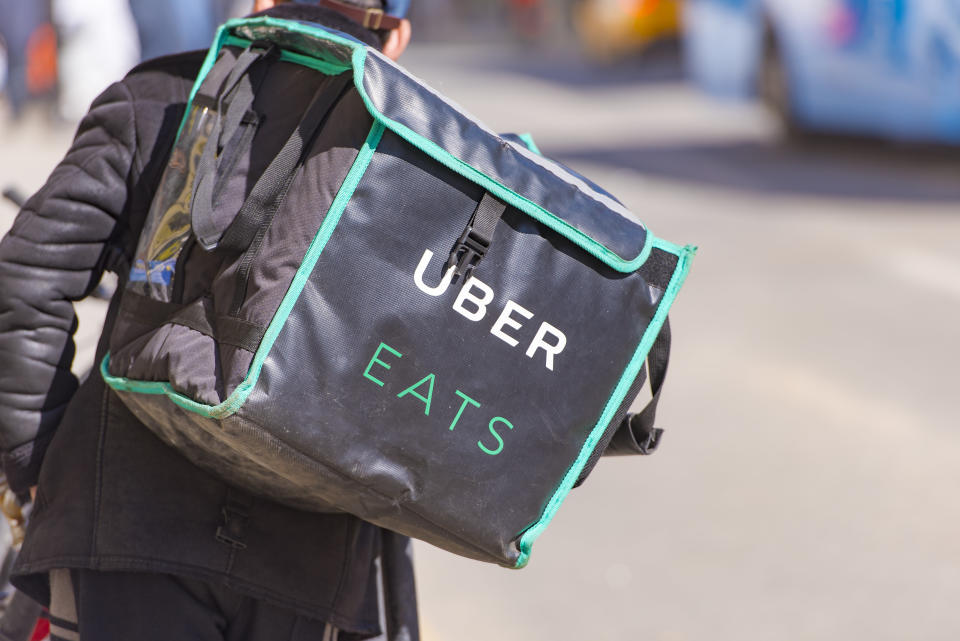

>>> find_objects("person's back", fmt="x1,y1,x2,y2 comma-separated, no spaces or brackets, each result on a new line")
0,2,418,639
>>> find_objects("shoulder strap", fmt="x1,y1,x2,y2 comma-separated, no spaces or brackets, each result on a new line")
604,317,670,455
191,43,277,251
216,71,354,256
189,46,353,255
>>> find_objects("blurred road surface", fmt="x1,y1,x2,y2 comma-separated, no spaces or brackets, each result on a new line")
2,42,959,641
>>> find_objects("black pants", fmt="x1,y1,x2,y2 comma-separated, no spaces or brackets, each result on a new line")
48,569,338,641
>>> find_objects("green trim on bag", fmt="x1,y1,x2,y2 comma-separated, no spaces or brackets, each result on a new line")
356,89,653,273
513,239,697,568
175,23,231,140
102,121,387,417
346,49,651,273
222,34,350,75
175,18,361,140
517,133,541,155
177,16,650,273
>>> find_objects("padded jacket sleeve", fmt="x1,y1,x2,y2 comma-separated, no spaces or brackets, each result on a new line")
0,81,137,495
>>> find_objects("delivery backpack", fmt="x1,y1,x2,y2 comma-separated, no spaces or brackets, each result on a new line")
102,16,695,568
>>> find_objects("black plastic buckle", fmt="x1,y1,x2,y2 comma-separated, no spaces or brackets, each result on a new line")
447,225,489,280
215,505,249,550
639,427,664,455
248,40,281,64
249,39,275,52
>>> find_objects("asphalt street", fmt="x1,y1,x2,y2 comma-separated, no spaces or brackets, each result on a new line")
2,42,959,641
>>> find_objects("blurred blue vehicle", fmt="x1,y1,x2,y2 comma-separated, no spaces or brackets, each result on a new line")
684,0,960,142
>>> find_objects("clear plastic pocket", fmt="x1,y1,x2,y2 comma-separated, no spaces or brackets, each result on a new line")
128,105,216,301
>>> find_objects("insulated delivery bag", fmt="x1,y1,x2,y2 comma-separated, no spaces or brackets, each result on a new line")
103,16,696,568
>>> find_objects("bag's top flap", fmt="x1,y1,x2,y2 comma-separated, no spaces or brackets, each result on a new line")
198,17,651,273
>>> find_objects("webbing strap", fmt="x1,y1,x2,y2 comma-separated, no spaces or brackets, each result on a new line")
192,96,259,249
191,44,274,250
117,291,266,353
213,45,276,144
470,192,505,247
217,45,270,106
447,192,506,279
218,71,353,256
168,301,266,353
223,71,354,316
606,318,671,455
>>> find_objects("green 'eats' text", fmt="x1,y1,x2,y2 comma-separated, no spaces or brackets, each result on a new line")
362,341,516,456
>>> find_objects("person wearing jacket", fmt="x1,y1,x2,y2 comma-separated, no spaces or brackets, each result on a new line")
0,1,418,639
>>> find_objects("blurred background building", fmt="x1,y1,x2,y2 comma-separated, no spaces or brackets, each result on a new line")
6,0,959,142
2,2,960,640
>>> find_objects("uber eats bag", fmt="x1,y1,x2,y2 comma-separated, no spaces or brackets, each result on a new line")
102,16,695,568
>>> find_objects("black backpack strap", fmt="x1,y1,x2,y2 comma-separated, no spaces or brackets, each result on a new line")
447,192,506,280
572,317,671,487
217,71,354,316
191,43,277,250
605,317,670,455
216,71,353,256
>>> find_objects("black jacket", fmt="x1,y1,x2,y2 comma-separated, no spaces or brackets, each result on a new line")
0,6,418,639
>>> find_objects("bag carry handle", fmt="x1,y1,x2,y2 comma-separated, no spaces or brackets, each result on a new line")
191,43,278,251
215,71,354,317
215,71,354,257
605,317,670,455
448,192,506,280
190,47,353,255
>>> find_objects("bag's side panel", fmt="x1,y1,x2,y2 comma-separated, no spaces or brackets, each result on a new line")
205,83,374,398
102,119,389,517
515,238,693,566
241,130,664,565
109,62,373,406
573,247,682,485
